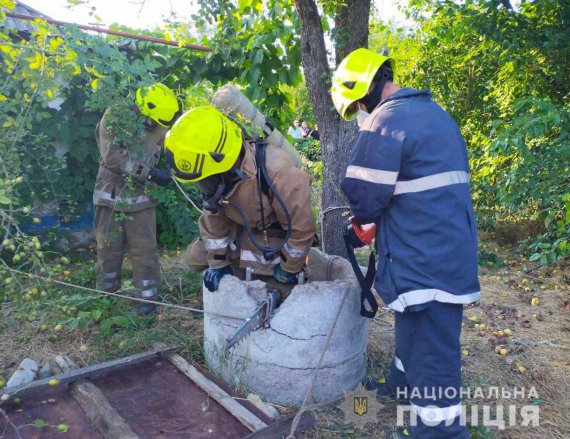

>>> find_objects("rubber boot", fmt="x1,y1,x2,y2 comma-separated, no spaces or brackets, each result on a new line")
137,295,157,316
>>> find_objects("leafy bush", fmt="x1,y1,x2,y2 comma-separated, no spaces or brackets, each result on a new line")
151,186,201,248
478,99,569,264
370,0,569,264
294,138,321,161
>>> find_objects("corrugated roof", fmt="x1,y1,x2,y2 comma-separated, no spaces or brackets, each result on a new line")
1,1,50,34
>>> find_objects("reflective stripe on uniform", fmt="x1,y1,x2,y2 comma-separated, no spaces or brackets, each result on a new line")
100,271,119,279
412,402,462,423
93,189,153,205
140,288,158,298
345,165,398,185
203,237,230,250
240,250,280,265
387,289,480,312
394,356,405,372
283,243,310,258
394,171,470,195
137,279,159,287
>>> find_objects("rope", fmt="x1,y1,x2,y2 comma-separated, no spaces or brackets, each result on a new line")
319,206,350,253
172,177,203,214
2,267,244,321
286,286,350,439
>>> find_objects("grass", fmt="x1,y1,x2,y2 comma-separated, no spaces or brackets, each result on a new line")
1,234,569,438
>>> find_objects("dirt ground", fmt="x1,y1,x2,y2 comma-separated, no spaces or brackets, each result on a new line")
1,238,568,439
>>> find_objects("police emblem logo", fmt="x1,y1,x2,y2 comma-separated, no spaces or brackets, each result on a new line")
354,396,368,416
339,384,383,428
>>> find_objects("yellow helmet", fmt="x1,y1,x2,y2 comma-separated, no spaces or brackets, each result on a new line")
136,83,179,128
331,48,395,121
164,106,243,182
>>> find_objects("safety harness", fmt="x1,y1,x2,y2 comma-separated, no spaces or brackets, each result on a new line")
342,229,379,319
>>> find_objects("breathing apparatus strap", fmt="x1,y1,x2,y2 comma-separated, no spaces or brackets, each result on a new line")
343,230,379,319
225,139,293,262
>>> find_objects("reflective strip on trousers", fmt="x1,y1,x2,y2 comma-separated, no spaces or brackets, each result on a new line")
140,288,158,298
284,243,311,258
240,250,280,265
203,237,230,250
412,402,463,423
345,165,398,185
134,279,159,289
387,289,481,313
394,356,405,373
93,189,153,205
393,171,470,195
100,271,119,280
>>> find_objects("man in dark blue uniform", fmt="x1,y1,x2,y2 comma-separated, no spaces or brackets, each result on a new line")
331,48,480,438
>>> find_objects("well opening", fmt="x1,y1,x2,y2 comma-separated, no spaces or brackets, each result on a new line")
202,249,369,407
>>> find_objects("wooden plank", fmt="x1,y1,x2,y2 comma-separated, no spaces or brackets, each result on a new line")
244,412,316,439
166,352,268,432
53,356,140,439
6,12,212,52
1,346,177,401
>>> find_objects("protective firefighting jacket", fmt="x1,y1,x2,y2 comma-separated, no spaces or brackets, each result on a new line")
93,106,167,212
199,140,316,274
341,88,480,312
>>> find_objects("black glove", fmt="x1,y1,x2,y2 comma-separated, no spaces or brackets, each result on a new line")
344,220,366,249
148,167,171,186
203,265,233,292
273,265,298,285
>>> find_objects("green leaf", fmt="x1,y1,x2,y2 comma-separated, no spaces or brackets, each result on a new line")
100,318,113,334
112,316,129,327
32,419,49,428
91,309,102,322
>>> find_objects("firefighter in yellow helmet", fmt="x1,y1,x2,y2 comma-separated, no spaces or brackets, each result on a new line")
165,106,316,292
93,83,179,316
332,48,478,439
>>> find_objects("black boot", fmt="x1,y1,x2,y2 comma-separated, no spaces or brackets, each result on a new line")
137,296,157,316
137,302,156,316
365,379,409,403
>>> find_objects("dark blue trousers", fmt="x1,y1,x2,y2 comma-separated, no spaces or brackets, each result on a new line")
387,302,470,438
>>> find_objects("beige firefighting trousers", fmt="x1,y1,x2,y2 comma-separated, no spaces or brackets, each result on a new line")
95,205,160,297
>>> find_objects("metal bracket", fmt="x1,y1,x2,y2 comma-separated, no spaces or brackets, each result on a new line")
223,289,280,357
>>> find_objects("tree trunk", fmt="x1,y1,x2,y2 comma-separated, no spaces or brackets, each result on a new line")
294,0,371,257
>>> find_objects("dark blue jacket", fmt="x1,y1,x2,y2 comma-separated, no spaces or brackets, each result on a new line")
341,88,480,312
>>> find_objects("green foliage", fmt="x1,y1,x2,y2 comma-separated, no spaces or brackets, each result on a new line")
151,185,201,248
371,0,570,264
283,81,315,125
294,137,321,161
193,0,302,128
478,248,505,268
482,99,569,264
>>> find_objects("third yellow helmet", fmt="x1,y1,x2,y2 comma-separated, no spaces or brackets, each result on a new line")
136,83,179,128
164,106,243,182
331,48,395,121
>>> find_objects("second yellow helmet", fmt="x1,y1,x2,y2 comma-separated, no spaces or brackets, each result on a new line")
136,83,179,128
331,48,395,121
164,106,243,182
